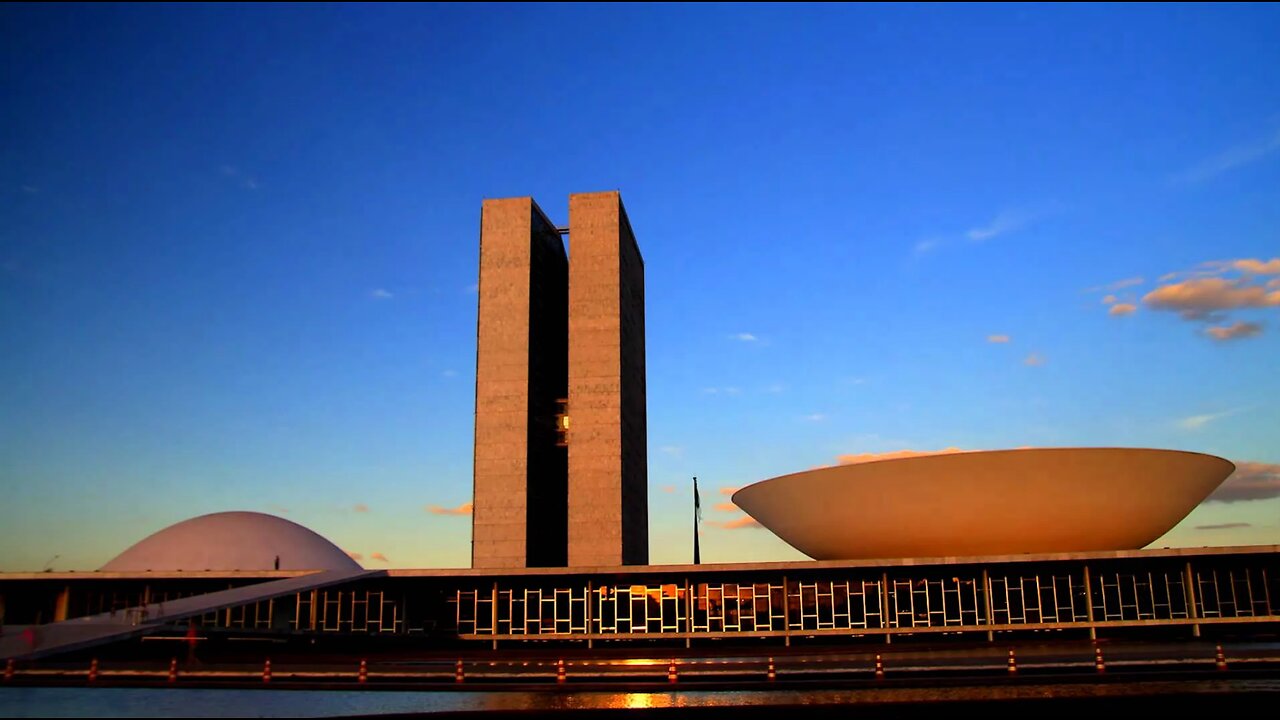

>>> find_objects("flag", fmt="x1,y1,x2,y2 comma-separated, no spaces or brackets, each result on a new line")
693,476,701,565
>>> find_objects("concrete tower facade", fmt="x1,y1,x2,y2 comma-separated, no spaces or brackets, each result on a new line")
472,197,568,569
471,191,647,569
567,191,648,567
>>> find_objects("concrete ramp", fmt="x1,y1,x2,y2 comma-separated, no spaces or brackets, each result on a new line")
0,567,381,661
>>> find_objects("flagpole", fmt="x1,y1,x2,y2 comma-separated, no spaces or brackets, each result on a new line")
693,476,701,565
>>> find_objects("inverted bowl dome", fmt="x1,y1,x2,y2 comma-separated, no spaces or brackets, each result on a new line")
732,448,1234,560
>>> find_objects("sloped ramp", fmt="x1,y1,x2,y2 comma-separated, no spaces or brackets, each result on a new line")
0,567,381,661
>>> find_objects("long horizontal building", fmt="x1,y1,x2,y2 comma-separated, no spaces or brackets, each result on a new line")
3,545,1278,658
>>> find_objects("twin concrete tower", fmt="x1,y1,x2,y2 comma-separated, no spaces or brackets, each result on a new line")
472,191,648,569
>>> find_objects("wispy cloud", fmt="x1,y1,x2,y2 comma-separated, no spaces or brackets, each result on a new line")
20,184,38,194
765,383,786,394
718,487,739,496
266,504,290,516
660,485,676,494
1171,127,1280,184
1206,462,1280,503
732,332,758,342
1178,408,1242,431
702,387,742,396
987,334,1010,343
353,503,370,513
660,445,683,457
1205,321,1262,341
219,164,259,190
837,447,969,465
426,502,473,516
346,551,364,561
707,516,762,530
1195,522,1252,531
803,413,827,422
441,369,459,378
1023,353,1047,367
713,502,737,513
1086,277,1145,294
1109,303,1137,316
370,288,394,300
465,283,479,294
370,552,389,563
966,209,1034,242
913,239,941,257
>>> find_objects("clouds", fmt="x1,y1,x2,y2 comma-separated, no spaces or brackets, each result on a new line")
732,332,758,342
1178,408,1241,430
913,239,940,257
352,503,370,513
219,164,259,191
836,447,968,465
1195,522,1252,531
347,549,390,564
802,413,827,422
706,516,762,530
984,335,1046,368
705,490,757,530
1205,321,1262,342
370,288,394,300
966,209,1036,242
1143,276,1280,319
426,502,473,516
913,205,1050,259
1171,127,1280,184
1090,278,1143,318
1093,259,1279,341
697,486,760,530
1206,462,1280,503
1233,259,1280,275
1103,277,1145,293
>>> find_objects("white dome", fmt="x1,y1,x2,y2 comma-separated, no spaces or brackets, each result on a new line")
101,511,362,572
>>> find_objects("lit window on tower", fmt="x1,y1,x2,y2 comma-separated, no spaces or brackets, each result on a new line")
555,398,570,446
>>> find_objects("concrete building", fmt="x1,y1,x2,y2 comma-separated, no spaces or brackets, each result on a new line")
732,447,1235,560
472,198,569,569
472,192,648,569
567,192,648,567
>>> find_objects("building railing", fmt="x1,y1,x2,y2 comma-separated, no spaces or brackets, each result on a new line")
454,561,1279,639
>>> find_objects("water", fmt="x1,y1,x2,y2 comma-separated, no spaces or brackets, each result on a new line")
4,681,1280,718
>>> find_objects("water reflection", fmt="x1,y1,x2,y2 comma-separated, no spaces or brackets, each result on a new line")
3,680,1279,718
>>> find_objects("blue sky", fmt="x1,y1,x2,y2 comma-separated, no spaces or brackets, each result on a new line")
2,4,1278,570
